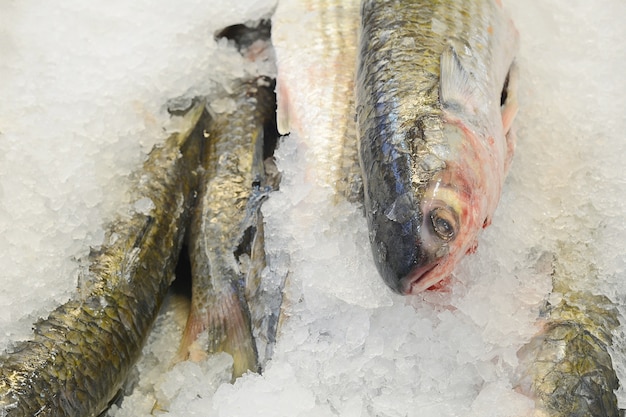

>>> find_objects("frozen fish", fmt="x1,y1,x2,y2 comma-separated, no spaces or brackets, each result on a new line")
272,0,362,202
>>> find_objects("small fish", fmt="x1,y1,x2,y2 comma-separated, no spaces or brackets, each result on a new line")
356,0,519,294
515,247,621,417
0,103,207,417
176,76,278,379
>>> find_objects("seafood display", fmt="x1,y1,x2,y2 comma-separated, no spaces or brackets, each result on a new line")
356,0,519,294
0,1,624,416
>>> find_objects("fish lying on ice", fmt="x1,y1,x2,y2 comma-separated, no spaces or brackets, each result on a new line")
0,103,208,417
515,245,621,417
272,0,362,202
356,0,520,294
176,75,279,379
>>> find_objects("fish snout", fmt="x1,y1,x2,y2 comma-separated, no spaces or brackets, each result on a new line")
369,190,459,294
371,221,443,295
368,194,427,294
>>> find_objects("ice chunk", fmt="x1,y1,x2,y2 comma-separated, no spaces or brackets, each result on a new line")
133,197,155,215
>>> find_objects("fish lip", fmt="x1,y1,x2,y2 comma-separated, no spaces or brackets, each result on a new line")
400,262,439,294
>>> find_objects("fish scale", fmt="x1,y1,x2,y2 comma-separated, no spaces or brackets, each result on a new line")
515,242,621,416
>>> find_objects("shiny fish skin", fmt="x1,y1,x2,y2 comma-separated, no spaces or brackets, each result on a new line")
356,0,519,294
516,296,620,417
515,248,621,417
273,0,362,202
0,104,206,417
177,77,277,379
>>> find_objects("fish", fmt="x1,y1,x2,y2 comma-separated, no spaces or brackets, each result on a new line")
176,76,278,379
0,103,208,417
356,0,520,294
273,0,362,202
514,246,621,417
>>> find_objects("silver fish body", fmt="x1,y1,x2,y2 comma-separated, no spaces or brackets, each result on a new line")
356,0,519,294
273,0,362,202
0,104,207,417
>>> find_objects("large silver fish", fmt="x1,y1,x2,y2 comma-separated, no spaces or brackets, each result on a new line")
356,0,519,294
0,104,207,417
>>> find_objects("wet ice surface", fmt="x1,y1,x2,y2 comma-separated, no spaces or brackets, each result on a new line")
2,1,626,416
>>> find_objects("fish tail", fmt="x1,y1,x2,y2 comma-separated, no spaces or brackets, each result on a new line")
177,285,258,379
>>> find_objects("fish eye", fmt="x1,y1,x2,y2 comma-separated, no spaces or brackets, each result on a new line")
429,207,458,241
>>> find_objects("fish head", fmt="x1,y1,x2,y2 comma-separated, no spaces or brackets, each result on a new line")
370,121,493,295
402,163,478,294
406,120,497,294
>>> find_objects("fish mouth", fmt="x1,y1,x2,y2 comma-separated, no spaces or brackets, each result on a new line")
400,262,439,294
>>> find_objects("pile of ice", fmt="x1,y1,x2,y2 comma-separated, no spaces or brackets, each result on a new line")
2,0,626,416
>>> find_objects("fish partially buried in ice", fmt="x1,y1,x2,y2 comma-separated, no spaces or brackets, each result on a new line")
356,0,519,294
272,0,363,202
515,246,621,417
0,103,207,417
176,76,279,379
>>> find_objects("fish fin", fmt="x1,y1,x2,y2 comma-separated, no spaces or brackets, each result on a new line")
501,62,519,174
176,306,206,362
439,45,478,114
275,77,291,135
177,285,258,379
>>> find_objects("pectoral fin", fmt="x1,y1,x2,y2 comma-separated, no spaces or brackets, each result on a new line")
439,44,479,115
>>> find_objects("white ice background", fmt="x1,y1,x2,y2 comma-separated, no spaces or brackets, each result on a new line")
1,1,625,416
